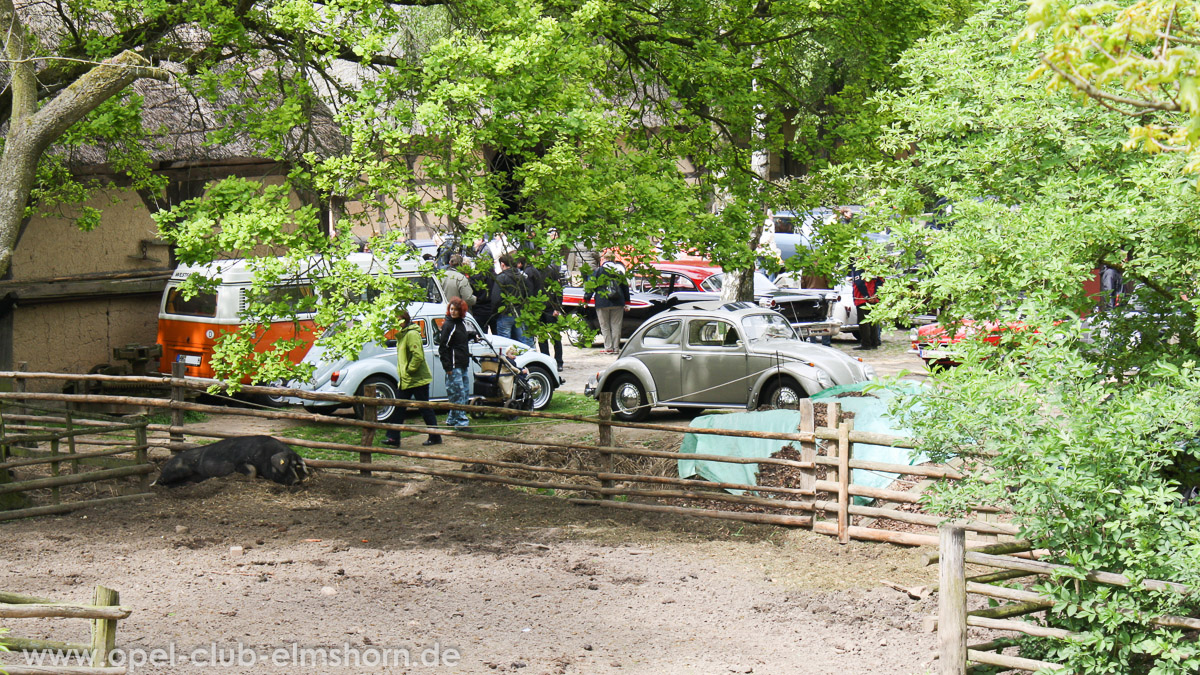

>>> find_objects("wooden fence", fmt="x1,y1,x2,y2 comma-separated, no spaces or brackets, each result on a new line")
933,524,1200,674
0,371,1011,546
0,398,153,522
0,586,130,674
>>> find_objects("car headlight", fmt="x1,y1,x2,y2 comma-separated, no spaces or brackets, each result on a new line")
759,297,773,308
816,369,833,388
862,363,876,380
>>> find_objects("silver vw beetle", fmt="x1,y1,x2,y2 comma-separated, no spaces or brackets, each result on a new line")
584,302,875,421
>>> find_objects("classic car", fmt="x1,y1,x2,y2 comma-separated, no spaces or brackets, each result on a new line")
584,302,875,421
562,261,842,342
291,302,563,421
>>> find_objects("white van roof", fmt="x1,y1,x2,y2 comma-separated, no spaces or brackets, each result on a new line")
169,253,426,284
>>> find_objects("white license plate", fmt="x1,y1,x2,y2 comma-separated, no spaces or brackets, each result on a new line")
176,354,202,366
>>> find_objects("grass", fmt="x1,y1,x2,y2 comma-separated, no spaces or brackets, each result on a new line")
284,391,599,462
144,410,209,426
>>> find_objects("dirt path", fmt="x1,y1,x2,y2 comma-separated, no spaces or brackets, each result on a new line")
1,476,938,674
1,330,942,675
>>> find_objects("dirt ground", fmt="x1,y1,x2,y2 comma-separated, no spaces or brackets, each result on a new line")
1,330,944,675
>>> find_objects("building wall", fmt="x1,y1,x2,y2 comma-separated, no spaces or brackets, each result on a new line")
13,296,160,391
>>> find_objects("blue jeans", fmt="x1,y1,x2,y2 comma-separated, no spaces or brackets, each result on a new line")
446,367,471,427
495,314,524,344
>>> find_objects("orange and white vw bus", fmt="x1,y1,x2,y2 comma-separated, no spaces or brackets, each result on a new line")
156,253,438,381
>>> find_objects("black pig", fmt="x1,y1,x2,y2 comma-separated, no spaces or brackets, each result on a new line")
154,436,309,487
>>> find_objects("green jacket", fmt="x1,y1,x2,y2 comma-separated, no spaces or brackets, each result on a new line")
396,323,432,390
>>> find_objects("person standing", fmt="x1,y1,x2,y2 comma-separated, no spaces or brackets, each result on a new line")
584,256,630,354
491,253,528,343
1100,263,1124,309
439,254,476,310
516,255,543,348
538,261,565,373
850,267,884,350
470,251,496,332
385,309,442,447
438,297,472,431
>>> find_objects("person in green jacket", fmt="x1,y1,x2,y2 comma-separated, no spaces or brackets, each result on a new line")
384,309,442,447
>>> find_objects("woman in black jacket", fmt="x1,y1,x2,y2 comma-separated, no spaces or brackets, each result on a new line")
439,297,472,429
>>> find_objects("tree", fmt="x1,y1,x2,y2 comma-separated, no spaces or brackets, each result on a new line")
0,0,967,380
1022,0,1200,169
864,1,1200,671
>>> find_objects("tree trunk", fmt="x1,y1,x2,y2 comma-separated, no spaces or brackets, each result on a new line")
0,0,169,278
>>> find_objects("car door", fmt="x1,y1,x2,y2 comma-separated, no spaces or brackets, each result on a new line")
678,317,750,405
422,318,448,398
630,318,684,405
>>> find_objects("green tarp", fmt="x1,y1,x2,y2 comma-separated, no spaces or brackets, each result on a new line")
679,383,926,501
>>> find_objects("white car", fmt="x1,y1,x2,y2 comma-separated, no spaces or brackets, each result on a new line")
293,302,562,421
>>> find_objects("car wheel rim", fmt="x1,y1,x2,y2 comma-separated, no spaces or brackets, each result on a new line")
773,386,801,408
614,382,642,414
374,386,397,421
528,372,552,409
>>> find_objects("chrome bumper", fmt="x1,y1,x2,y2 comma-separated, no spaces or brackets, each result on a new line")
791,320,842,338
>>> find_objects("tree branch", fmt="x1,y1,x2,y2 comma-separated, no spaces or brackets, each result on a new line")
1041,56,1175,115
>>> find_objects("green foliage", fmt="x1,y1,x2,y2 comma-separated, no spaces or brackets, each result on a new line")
866,1,1200,671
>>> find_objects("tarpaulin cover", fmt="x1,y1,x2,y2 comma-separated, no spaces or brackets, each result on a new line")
678,409,807,495
678,383,925,501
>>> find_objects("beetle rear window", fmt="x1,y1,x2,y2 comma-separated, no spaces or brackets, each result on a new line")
642,320,681,346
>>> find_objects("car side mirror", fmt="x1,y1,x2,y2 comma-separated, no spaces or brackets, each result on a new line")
385,339,397,348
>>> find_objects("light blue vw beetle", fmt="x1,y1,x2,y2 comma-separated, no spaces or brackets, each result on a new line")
293,302,562,421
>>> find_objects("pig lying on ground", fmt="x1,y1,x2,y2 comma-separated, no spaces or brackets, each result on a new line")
154,435,309,487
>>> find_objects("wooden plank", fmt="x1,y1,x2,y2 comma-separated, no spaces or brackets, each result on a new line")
0,464,154,495
814,500,1018,536
966,615,1074,640
0,493,153,522
798,398,816,532
967,649,1065,672
598,392,614,497
359,384,376,477
569,498,812,527
964,551,1192,594
837,416,851,545
0,603,129,620
938,525,967,675
0,636,91,653
90,586,120,668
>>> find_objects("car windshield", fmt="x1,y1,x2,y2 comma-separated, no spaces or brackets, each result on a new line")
703,272,778,294
741,313,797,343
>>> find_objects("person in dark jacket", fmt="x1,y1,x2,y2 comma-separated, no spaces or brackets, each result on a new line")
583,256,630,353
438,297,473,430
491,253,529,343
1100,263,1124,309
470,252,496,333
516,256,544,348
538,262,565,372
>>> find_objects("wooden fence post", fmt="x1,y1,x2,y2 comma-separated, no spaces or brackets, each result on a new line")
939,524,968,675
90,585,119,667
838,417,853,545
135,422,150,491
170,362,186,449
822,401,840,531
65,410,78,474
360,384,376,476
798,398,816,530
49,438,61,505
598,392,614,498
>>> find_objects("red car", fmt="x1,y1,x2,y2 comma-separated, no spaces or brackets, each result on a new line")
911,320,1042,368
563,261,840,340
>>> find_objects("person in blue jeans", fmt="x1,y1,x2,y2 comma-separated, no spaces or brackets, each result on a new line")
438,297,473,429
491,253,528,344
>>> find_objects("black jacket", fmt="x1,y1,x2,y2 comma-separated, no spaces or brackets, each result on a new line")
438,316,471,370
491,267,528,315
584,264,630,309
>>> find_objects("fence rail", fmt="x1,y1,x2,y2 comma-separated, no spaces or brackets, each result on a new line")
0,371,1008,547
0,585,128,674
934,524,1200,673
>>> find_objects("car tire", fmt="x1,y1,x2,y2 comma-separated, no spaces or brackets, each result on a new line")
354,375,401,423
762,377,806,409
303,403,340,416
525,365,556,411
607,374,649,422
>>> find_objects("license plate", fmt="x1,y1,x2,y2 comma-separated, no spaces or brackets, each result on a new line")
176,354,201,366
